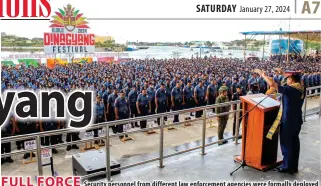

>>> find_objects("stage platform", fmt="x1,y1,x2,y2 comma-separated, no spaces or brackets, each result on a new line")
109,114,320,182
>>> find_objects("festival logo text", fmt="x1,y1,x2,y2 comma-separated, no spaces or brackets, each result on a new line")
43,4,95,54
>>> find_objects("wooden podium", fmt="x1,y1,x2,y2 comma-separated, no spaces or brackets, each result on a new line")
235,94,282,171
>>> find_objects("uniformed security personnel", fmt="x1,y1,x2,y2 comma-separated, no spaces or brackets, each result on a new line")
171,82,183,123
128,86,139,127
115,90,130,139
40,120,58,154
1,117,15,164
206,79,218,113
93,95,106,144
183,80,195,116
18,119,38,159
215,86,230,145
231,85,243,138
194,81,206,118
257,68,305,174
147,83,156,115
165,78,172,113
155,83,168,125
56,121,64,144
15,120,24,150
107,89,118,133
66,119,80,151
136,88,151,129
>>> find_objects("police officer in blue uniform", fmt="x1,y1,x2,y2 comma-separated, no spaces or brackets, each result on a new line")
66,119,80,151
206,79,218,113
1,117,15,164
183,80,195,115
107,89,118,133
171,82,183,123
128,86,139,127
147,82,156,115
231,85,243,137
20,120,38,158
194,81,206,118
93,95,106,144
40,120,58,154
115,90,130,139
258,68,305,174
136,88,151,129
155,82,168,125
165,78,172,113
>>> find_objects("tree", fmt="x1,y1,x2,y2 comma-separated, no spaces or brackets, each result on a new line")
205,41,212,47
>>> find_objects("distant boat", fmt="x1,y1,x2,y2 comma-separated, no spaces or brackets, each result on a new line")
126,45,138,51
228,53,232,55
138,46,149,50
190,45,209,49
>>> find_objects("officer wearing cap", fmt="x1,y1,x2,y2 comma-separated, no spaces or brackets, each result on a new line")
136,88,151,129
231,85,243,137
128,86,139,127
206,79,218,113
194,81,206,118
171,82,183,123
115,90,130,139
1,116,15,164
155,82,168,125
107,89,118,133
147,82,156,115
215,86,231,145
183,80,195,116
256,68,305,174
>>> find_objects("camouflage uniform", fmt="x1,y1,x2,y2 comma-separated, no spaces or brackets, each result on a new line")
215,86,230,144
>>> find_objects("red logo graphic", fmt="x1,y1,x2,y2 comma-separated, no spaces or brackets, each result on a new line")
0,0,51,20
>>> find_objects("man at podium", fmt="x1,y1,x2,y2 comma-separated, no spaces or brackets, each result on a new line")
255,68,305,174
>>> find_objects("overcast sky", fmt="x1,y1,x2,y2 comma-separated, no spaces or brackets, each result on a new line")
0,0,319,43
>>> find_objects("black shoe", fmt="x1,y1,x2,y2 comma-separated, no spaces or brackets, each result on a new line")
5,157,14,163
66,146,72,151
59,140,64,143
72,145,79,149
23,153,30,159
274,166,288,173
218,140,228,146
52,149,58,154
1,158,5,164
17,145,22,150
131,124,135,128
32,153,36,157
135,123,140,127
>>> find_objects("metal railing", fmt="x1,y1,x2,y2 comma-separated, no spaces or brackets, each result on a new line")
1,85,320,181
1,101,242,180
303,85,321,121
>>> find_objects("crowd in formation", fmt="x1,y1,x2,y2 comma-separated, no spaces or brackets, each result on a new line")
1,56,320,164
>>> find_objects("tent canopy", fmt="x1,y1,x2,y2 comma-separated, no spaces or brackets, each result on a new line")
240,30,321,43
